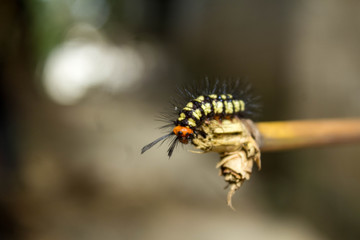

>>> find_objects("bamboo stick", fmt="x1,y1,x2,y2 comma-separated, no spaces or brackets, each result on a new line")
256,119,360,152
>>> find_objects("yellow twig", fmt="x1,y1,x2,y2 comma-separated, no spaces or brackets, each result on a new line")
256,119,360,152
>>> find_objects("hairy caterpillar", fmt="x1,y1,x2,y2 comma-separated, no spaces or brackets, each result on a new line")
141,79,259,157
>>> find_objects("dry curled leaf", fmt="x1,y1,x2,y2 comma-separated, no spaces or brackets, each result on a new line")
192,118,261,209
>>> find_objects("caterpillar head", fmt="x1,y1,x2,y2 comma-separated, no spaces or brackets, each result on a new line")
141,125,195,158
172,126,194,144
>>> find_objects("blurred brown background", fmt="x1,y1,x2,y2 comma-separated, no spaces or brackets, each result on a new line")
1,0,360,239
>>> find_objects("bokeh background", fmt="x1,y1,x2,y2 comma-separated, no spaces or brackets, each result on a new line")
1,0,360,239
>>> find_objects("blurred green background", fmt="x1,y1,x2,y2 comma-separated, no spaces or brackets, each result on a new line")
1,0,360,239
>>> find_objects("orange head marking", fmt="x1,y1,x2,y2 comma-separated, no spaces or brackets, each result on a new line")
173,126,194,144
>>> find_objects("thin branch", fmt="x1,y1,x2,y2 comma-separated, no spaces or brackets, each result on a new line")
257,118,360,152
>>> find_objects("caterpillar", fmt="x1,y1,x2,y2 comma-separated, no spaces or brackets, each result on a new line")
141,79,259,157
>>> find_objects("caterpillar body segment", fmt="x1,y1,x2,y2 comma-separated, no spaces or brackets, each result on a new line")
175,94,245,129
